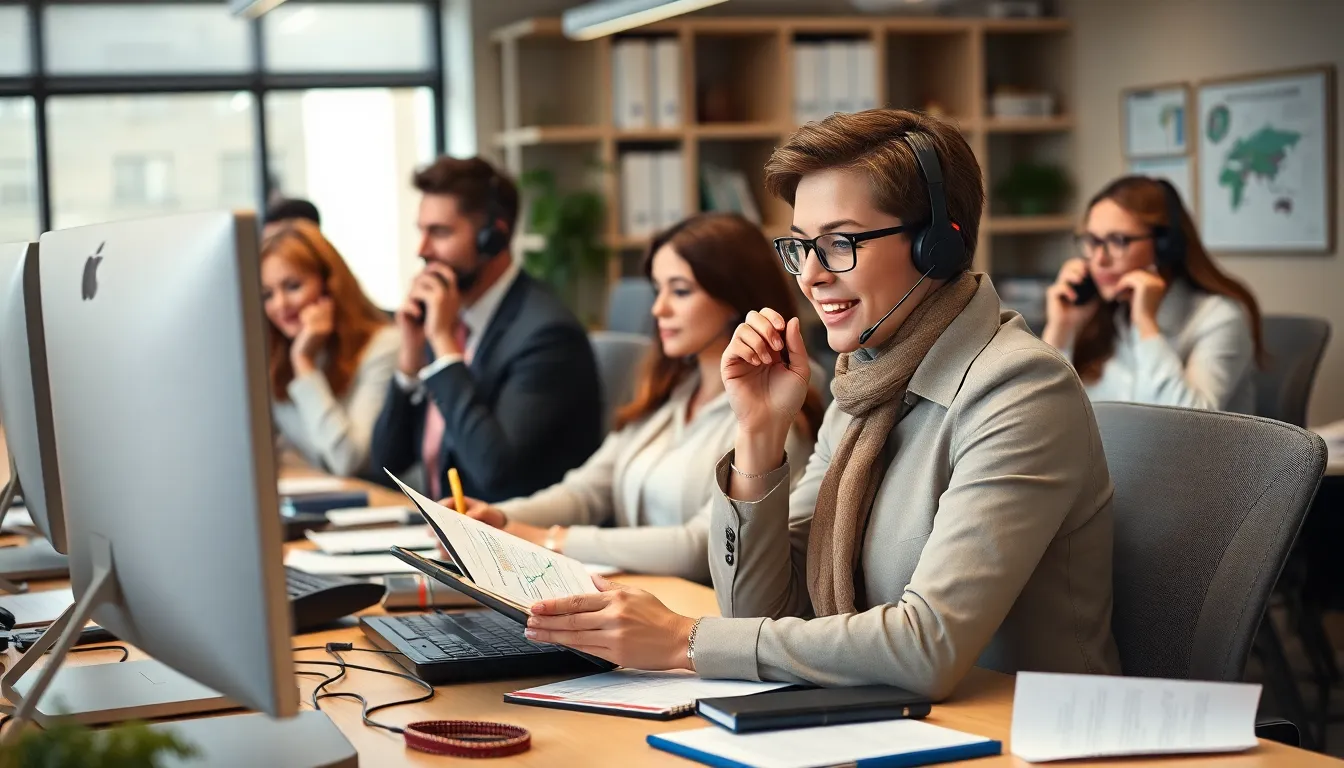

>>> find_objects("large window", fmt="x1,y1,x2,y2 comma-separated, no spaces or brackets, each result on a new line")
266,87,435,308
1,1,444,304
0,98,38,242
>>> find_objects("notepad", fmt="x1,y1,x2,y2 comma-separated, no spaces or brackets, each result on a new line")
277,477,348,496
285,548,433,576
505,670,789,720
325,506,419,528
1010,672,1260,762
648,719,1001,768
306,526,439,555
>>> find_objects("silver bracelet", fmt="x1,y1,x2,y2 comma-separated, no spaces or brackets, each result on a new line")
686,618,704,667
730,463,774,479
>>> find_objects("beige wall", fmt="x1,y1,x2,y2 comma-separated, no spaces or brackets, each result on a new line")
1063,0,1344,425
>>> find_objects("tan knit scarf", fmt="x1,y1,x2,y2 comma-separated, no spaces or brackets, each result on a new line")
807,271,980,616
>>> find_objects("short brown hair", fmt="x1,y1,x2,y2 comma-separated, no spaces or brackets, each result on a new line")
412,156,520,233
764,109,984,256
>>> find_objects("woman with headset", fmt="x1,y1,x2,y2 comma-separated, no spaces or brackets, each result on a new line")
510,110,1121,698
262,220,400,476
1042,176,1264,413
458,213,821,584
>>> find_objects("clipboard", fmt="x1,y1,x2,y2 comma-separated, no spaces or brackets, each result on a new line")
388,547,617,674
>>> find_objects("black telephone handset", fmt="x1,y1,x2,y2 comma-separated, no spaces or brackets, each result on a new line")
409,272,454,326
1070,273,1099,306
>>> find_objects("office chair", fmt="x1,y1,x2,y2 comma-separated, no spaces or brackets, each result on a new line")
1094,402,1325,748
1252,315,1334,744
1255,315,1330,428
588,331,652,432
605,279,656,336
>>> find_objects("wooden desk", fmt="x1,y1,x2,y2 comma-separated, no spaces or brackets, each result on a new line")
3,469,1338,766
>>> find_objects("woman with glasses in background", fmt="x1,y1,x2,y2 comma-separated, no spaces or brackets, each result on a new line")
1042,176,1264,413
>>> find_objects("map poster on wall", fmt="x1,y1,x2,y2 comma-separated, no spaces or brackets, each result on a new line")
1123,84,1190,158
1197,67,1335,252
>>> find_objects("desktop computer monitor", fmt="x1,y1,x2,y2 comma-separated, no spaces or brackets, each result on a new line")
1,213,355,766
0,242,70,584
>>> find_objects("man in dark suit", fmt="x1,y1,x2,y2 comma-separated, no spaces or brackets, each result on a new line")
370,157,603,503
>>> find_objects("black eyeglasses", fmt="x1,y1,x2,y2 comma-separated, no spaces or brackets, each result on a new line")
772,224,908,275
1073,232,1154,259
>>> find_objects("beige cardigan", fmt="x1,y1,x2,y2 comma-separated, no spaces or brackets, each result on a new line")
694,277,1121,699
272,325,400,477
498,376,813,583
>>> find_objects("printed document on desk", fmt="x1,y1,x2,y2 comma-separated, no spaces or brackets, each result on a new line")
1010,672,1260,762
385,470,598,610
306,526,438,555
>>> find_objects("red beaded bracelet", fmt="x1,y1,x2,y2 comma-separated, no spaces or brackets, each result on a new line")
403,720,531,758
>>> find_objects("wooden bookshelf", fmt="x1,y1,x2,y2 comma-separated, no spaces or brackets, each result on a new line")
494,14,1074,295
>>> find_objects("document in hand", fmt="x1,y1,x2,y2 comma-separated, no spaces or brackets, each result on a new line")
385,470,599,612
1010,672,1261,762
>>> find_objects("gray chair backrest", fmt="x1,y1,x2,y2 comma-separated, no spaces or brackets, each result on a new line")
605,279,656,336
589,331,652,432
1095,402,1325,682
1254,315,1330,428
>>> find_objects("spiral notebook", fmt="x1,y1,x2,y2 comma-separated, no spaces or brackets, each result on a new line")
504,670,790,721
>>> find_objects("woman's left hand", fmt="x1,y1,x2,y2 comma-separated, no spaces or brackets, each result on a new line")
526,576,697,671
1115,269,1167,337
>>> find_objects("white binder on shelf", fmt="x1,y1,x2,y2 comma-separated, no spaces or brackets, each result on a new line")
613,39,652,129
854,40,877,112
652,38,681,128
793,42,823,124
621,152,656,237
824,40,856,116
656,150,685,229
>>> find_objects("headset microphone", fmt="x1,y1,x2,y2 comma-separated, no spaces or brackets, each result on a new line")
857,262,938,346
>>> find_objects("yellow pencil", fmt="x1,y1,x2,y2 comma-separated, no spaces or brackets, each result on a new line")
447,467,467,516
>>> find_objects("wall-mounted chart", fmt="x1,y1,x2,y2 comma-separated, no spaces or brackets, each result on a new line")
1196,66,1335,252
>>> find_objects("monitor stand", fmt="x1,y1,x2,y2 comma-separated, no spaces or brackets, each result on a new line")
0,536,359,767
0,467,69,593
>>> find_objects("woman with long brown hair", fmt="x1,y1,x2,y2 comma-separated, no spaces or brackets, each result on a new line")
262,220,399,476
459,213,821,583
1043,176,1263,412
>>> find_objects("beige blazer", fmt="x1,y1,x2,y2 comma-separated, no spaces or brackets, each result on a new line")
498,376,813,582
693,276,1121,700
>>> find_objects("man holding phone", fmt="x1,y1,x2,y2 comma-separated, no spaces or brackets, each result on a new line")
370,157,604,502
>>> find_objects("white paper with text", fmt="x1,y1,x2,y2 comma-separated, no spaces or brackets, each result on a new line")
385,471,598,609
1010,672,1260,762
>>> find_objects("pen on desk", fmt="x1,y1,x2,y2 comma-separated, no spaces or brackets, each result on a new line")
447,467,467,515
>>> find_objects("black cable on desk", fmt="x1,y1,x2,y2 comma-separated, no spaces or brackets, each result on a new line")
292,643,434,735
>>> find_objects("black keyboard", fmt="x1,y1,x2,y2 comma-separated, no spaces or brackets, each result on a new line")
360,610,606,685
286,567,385,634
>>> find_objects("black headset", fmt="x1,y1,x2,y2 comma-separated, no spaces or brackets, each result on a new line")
474,171,510,260
1151,177,1188,272
901,132,971,280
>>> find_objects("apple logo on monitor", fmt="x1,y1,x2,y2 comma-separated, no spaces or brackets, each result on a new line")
82,242,104,301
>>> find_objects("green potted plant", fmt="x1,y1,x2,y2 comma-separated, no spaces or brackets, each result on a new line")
518,168,608,325
0,719,196,767
993,163,1072,216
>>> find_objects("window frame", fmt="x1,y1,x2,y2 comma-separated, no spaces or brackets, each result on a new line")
0,0,447,233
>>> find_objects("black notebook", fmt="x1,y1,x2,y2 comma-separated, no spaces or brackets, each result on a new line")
696,685,931,733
